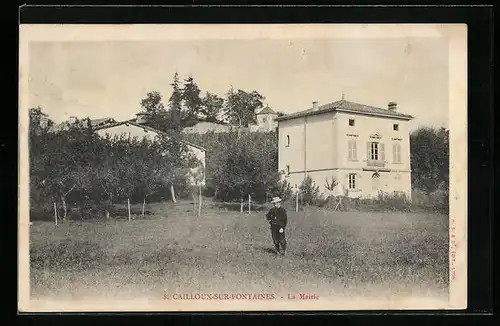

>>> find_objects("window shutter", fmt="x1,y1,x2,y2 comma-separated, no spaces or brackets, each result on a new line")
366,142,371,160
392,143,396,162
380,143,385,161
353,140,357,160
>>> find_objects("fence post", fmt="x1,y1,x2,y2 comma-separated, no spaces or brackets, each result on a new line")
248,194,251,214
127,198,131,222
295,191,299,212
53,202,58,225
198,184,202,217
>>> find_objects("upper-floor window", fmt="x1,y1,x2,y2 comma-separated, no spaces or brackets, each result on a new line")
393,142,402,163
393,124,399,131
348,139,357,161
285,135,290,147
349,119,355,126
348,173,357,189
367,141,385,161
263,117,267,122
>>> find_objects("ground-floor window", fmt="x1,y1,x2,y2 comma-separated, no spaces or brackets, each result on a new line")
348,173,357,189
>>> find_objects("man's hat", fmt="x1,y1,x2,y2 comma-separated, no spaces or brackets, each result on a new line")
270,197,282,203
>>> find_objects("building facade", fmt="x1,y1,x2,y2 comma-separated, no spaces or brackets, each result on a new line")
276,100,413,199
254,106,278,132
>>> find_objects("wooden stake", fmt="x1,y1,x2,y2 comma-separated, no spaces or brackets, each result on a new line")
296,192,299,212
240,198,243,213
334,197,341,211
248,194,251,214
198,185,202,217
142,198,146,217
192,192,197,215
53,202,58,225
127,198,131,222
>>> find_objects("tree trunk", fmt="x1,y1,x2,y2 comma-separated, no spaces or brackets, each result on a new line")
142,198,146,217
170,184,177,203
61,195,67,221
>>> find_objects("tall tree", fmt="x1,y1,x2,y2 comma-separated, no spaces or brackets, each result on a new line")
181,76,203,123
410,126,449,194
139,91,169,131
29,106,53,136
201,92,224,122
223,87,265,127
140,91,165,114
167,72,184,131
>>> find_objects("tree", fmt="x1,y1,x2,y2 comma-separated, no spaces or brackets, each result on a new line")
29,106,53,136
140,91,165,114
201,92,224,122
133,139,166,216
410,127,449,194
181,76,203,123
29,107,56,219
139,91,173,132
156,130,196,203
167,72,184,131
95,135,123,218
208,131,279,202
324,176,339,192
39,117,97,221
299,176,321,206
223,87,265,127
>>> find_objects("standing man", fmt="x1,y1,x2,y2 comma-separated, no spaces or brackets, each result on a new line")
266,197,288,255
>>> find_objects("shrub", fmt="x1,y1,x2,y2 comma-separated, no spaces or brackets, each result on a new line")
316,191,412,212
411,187,449,213
374,191,412,212
299,176,321,206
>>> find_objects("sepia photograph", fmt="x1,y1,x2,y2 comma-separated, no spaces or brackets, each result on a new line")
18,24,467,311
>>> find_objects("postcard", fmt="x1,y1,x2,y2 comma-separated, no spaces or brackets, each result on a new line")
18,23,467,312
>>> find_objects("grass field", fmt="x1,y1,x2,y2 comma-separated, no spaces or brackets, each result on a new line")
29,200,449,307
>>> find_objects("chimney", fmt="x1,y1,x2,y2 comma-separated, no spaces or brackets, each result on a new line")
388,102,397,112
312,101,319,110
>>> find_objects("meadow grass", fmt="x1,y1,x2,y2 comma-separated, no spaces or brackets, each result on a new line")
29,201,449,301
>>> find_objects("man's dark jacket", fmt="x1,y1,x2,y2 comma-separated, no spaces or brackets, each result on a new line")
266,207,288,228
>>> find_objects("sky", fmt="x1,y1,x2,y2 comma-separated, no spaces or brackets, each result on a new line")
28,38,449,130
